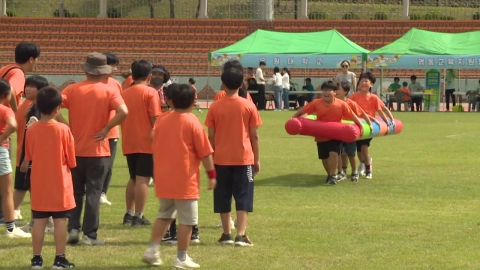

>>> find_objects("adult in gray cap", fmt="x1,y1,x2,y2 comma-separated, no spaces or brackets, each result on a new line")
57,52,128,246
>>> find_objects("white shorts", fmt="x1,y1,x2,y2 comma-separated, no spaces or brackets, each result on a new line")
0,146,12,176
157,199,198,226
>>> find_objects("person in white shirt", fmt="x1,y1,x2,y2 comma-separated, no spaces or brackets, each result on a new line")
255,61,266,110
281,67,290,110
444,69,457,111
336,60,356,94
271,66,283,111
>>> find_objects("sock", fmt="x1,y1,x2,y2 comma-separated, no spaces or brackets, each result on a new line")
55,254,65,258
127,210,135,216
33,254,42,259
149,242,159,251
6,221,14,232
337,170,342,175
177,250,187,261
352,169,358,174
135,213,143,218
366,165,371,171
342,167,347,173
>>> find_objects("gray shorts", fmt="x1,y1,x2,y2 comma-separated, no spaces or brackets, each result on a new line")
0,146,12,176
341,142,357,157
157,199,198,226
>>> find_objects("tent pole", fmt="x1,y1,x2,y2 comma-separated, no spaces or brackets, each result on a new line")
442,69,446,112
206,62,210,109
380,67,383,98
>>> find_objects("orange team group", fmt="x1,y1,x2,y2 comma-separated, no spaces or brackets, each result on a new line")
0,42,261,269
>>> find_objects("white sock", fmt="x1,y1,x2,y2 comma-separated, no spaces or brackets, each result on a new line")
127,210,135,216
135,213,143,218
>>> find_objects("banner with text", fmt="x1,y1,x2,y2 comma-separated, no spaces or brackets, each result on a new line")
424,69,441,112
367,55,480,69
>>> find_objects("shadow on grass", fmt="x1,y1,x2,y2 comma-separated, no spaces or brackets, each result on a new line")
255,173,331,188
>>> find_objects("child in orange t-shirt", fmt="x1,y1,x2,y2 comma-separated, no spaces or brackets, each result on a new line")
205,67,262,247
143,84,216,269
293,81,363,185
398,82,412,101
21,86,76,269
189,78,202,113
349,72,395,179
0,79,30,239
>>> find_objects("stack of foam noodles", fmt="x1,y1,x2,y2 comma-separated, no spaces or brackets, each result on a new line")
285,115,403,142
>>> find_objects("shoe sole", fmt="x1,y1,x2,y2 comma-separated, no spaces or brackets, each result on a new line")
142,257,163,266
190,239,201,244
234,242,254,247
100,202,111,206
161,241,177,245
31,266,42,269
219,240,234,245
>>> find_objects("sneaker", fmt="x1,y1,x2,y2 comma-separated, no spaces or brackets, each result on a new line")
142,247,163,266
81,235,105,246
172,255,200,269
20,223,31,233
122,213,133,225
365,171,372,179
14,210,23,220
351,173,359,182
358,162,365,176
148,178,154,186
234,235,253,247
216,218,235,229
218,233,234,245
5,227,31,238
336,172,346,182
326,175,337,185
190,233,200,244
131,215,152,227
161,232,177,245
52,256,75,269
31,256,43,269
67,229,79,245
100,193,111,206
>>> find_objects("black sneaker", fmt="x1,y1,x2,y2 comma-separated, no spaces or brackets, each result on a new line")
161,231,177,244
234,235,253,247
122,213,133,225
131,216,152,227
351,173,359,182
327,175,337,185
31,256,43,269
190,232,200,244
218,233,234,245
52,256,75,269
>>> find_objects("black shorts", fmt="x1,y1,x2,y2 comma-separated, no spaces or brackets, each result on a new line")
316,140,342,160
14,166,31,191
32,210,70,219
125,153,153,180
214,165,254,213
356,139,373,152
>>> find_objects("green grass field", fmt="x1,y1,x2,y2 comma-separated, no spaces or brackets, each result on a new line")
6,0,479,20
1,110,480,269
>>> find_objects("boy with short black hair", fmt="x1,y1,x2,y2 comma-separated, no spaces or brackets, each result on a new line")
350,72,395,179
21,86,76,269
143,84,215,269
335,81,377,182
205,68,262,246
293,81,364,185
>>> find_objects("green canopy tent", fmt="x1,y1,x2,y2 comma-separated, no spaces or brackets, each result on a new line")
209,29,369,69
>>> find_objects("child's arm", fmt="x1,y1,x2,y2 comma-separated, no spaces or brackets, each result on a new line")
292,108,306,118
350,114,364,136
249,127,260,175
360,111,373,130
201,154,216,190
0,115,16,146
94,104,128,141
207,128,215,150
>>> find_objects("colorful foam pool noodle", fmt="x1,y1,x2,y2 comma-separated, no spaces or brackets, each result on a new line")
288,115,403,141
285,117,360,142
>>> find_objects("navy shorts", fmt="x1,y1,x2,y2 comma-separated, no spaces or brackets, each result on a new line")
341,142,357,157
356,139,373,152
32,210,70,219
14,166,31,191
316,140,342,160
214,165,254,213
125,153,153,180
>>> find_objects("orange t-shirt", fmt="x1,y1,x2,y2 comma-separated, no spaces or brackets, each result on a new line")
214,91,254,102
0,104,14,148
345,98,365,117
205,96,262,165
398,87,412,101
121,84,161,155
105,77,122,139
152,112,213,199
152,110,172,131
62,80,125,157
302,98,354,142
349,93,384,118
25,121,76,212
122,76,134,90
0,64,25,109
15,99,33,166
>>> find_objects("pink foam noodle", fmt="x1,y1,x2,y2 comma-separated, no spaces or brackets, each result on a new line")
285,117,360,142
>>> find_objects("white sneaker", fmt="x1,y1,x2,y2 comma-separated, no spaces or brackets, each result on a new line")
20,223,31,233
14,210,23,220
172,255,200,269
369,157,373,172
358,162,365,176
5,227,31,238
142,247,163,266
216,218,235,229
100,193,111,206
148,178,154,186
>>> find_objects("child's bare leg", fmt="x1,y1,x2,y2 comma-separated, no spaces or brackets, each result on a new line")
177,224,192,259
341,153,348,172
348,155,357,174
52,218,67,255
32,218,48,255
125,179,135,214
221,213,232,235
0,174,14,226
337,154,343,173
326,152,339,175
236,211,248,236
151,218,174,244
361,145,370,169
134,176,150,216
321,160,329,173
13,190,27,211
